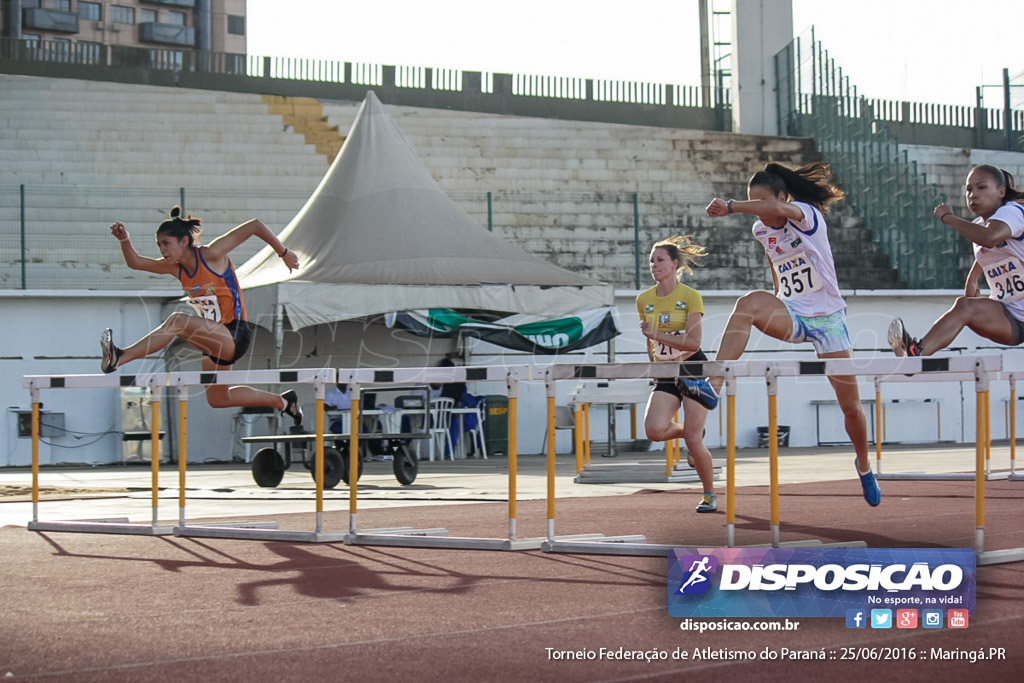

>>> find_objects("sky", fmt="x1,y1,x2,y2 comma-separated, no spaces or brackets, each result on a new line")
247,1,1022,109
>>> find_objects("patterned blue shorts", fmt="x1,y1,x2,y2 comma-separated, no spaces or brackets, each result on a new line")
783,304,852,354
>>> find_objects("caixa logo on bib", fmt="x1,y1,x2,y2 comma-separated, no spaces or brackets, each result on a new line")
667,548,976,618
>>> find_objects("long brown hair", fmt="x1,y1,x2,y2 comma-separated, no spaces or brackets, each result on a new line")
748,161,845,212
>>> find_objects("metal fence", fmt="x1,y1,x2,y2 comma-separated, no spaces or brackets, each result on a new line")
1,185,732,292
775,31,963,289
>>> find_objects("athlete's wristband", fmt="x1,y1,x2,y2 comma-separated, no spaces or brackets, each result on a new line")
279,248,289,258
726,199,734,214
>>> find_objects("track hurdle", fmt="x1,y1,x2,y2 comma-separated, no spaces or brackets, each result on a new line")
25,368,335,540
340,364,561,550
538,356,1018,560
24,372,175,536
166,368,338,542
867,368,1005,481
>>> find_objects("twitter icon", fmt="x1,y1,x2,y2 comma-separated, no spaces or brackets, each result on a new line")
870,609,892,629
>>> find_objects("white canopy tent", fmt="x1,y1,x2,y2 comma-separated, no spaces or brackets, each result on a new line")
236,91,612,344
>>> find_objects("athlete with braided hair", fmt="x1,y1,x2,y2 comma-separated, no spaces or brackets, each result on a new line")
102,206,304,425
706,162,881,507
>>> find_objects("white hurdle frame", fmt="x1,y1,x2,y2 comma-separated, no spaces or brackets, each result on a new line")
338,364,564,550
23,368,336,540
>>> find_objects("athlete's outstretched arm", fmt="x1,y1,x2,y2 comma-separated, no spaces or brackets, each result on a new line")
935,202,1011,249
205,219,299,271
109,221,175,275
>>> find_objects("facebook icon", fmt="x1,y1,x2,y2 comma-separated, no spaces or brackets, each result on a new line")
845,609,866,629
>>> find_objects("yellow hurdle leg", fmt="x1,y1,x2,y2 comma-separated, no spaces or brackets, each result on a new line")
150,395,161,528
1011,386,1017,468
508,394,518,535
546,395,556,538
975,389,985,553
177,390,188,527
31,394,40,523
769,393,780,544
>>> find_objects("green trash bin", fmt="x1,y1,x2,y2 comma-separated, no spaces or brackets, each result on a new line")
483,395,509,456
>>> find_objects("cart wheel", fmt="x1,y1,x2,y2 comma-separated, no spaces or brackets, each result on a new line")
341,447,364,485
392,443,418,485
252,448,285,488
309,447,344,489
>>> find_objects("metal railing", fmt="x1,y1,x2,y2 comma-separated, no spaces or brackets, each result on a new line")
0,37,732,117
1,185,740,292
775,30,964,289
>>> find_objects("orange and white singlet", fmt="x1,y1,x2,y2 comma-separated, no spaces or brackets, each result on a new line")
177,247,246,325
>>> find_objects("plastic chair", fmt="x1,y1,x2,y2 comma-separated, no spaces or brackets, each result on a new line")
428,397,455,461
460,395,488,459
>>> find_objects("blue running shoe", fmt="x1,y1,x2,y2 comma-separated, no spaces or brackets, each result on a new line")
695,492,717,513
676,377,719,410
857,461,881,507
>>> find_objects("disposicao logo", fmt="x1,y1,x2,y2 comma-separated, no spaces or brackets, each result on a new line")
667,548,976,619
676,555,718,596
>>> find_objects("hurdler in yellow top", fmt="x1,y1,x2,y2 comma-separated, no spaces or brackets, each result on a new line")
635,282,704,361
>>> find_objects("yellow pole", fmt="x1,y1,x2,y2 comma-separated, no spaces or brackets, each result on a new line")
984,391,991,464
875,388,882,467
975,389,985,539
546,395,556,529
573,403,581,473
727,392,736,527
769,393,779,533
31,395,39,520
315,395,324,517
349,391,359,516
508,395,518,524
937,402,942,441
573,405,583,473
150,393,161,527
177,392,187,526
630,405,637,440
1011,386,1017,466
583,403,591,464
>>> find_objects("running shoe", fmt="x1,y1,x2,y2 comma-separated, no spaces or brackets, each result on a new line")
676,377,719,410
99,328,123,374
857,460,881,507
695,492,718,513
887,318,921,357
281,390,304,427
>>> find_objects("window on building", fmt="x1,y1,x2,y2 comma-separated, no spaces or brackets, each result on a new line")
52,0,71,11
22,1,41,9
140,9,157,24
78,2,101,20
167,11,186,26
227,15,245,36
76,40,102,63
22,34,41,45
110,5,135,24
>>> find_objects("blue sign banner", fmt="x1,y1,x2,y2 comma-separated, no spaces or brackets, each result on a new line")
667,547,976,618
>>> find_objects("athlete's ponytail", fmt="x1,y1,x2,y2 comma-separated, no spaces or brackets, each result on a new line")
748,162,845,212
652,235,707,275
156,206,203,246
